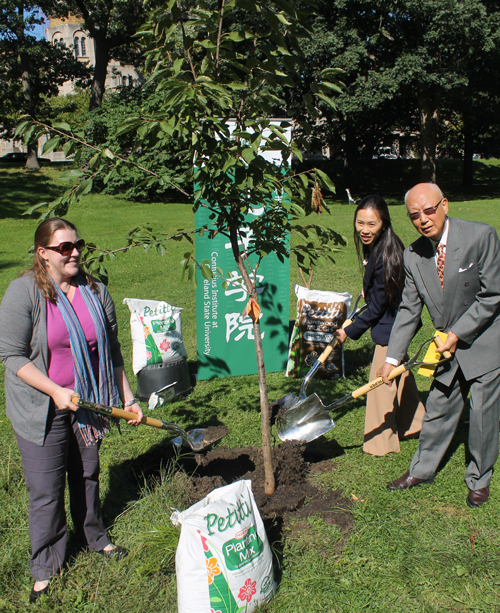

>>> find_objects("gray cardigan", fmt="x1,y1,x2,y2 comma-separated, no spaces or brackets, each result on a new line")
0,274,124,445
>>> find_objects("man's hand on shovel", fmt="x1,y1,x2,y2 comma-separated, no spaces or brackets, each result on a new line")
435,330,459,355
380,334,453,385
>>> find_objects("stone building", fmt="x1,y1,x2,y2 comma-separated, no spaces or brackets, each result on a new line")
46,15,141,95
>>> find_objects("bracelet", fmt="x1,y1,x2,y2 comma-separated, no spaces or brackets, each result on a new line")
124,398,136,408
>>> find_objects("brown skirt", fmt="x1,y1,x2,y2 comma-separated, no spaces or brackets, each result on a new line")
363,344,425,456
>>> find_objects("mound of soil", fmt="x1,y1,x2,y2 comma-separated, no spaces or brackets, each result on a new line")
179,441,354,537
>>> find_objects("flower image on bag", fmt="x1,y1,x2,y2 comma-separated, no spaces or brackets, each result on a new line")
238,578,257,603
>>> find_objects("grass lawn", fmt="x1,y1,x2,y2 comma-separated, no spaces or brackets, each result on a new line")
1,161,500,612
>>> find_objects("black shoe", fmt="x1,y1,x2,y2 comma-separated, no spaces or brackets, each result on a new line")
29,582,50,604
97,545,128,560
466,485,489,508
387,470,434,491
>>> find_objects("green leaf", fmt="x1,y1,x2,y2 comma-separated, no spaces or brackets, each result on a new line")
226,31,246,42
14,121,30,139
52,122,72,132
315,168,336,193
241,148,256,163
200,262,213,280
315,92,338,109
276,13,292,25
42,136,60,155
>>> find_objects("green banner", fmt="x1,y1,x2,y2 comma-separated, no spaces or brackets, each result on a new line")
195,204,290,380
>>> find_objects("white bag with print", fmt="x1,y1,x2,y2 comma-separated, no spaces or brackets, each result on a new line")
123,298,187,374
171,480,275,613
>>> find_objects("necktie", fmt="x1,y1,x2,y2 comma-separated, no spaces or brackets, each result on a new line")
436,243,446,288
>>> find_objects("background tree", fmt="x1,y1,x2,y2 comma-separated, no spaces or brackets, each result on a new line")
45,0,162,110
0,0,90,168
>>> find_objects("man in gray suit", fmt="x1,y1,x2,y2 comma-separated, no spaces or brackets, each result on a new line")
381,182,500,507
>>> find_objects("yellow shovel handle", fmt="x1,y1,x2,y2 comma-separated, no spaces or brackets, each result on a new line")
71,394,164,429
433,335,452,359
317,318,353,365
351,363,407,399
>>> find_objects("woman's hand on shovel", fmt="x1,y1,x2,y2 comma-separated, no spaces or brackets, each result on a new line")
123,401,143,425
334,328,348,343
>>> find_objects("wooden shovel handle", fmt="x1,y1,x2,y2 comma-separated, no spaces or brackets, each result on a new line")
351,363,408,399
433,335,452,359
318,318,353,365
72,395,164,429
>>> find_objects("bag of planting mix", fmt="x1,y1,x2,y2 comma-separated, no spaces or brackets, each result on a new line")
286,285,351,379
123,298,187,375
171,480,275,613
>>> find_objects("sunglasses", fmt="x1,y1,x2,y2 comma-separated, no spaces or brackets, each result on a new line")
407,199,443,221
44,239,86,256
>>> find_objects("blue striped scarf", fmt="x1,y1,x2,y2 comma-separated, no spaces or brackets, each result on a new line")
53,274,120,446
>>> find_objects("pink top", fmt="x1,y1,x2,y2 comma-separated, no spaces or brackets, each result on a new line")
47,288,99,388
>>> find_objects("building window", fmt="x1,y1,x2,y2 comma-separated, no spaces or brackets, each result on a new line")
74,37,79,57
80,37,86,56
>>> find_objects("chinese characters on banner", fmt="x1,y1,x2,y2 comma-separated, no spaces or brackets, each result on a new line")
195,120,291,380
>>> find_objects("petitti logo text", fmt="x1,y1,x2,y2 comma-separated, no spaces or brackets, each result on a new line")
204,495,251,536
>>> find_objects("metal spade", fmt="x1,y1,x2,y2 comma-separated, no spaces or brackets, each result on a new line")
72,395,227,451
277,336,452,443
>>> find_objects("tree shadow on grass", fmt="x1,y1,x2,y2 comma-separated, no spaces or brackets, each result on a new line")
100,438,186,527
0,169,61,219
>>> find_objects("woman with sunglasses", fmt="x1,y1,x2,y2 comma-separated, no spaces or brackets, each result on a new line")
334,195,425,456
0,218,143,602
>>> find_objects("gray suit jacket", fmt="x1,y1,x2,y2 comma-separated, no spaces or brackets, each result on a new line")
387,217,500,386
0,274,124,445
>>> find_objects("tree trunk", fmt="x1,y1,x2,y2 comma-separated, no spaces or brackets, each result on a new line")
417,84,440,183
252,319,275,496
89,37,110,111
462,111,474,188
230,223,275,496
343,122,358,192
18,3,39,170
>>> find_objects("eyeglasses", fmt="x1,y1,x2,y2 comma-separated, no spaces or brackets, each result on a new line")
44,239,85,256
407,199,443,221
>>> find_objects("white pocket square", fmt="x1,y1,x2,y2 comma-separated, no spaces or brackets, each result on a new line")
459,263,474,272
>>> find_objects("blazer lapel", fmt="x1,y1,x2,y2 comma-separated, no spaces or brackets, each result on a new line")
442,218,461,330
415,237,443,315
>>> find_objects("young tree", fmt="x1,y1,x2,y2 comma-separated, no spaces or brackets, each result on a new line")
18,0,345,496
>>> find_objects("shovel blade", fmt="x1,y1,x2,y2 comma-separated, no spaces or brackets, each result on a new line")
276,393,335,443
171,426,228,451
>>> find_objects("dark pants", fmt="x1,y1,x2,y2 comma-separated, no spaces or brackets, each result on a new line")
15,408,110,581
410,365,500,489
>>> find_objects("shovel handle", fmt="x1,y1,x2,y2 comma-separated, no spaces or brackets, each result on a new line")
433,335,452,359
351,363,408,399
317,318,353,364
72,395,164,429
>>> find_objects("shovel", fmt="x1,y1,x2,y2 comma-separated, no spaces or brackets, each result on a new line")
275,293,367,415
72,395,227,451
277,335,452,443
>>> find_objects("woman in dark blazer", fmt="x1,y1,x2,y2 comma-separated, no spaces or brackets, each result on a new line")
335,195,425,455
